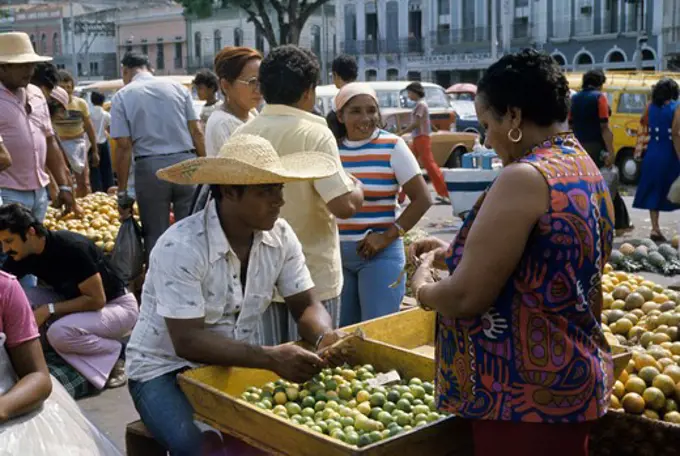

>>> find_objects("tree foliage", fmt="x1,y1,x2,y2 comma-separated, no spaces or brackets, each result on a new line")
179,0,331,47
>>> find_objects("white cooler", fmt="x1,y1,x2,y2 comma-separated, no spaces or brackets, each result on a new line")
443,168,501,218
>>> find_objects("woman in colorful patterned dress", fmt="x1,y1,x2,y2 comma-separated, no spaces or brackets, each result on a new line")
409,49,614,456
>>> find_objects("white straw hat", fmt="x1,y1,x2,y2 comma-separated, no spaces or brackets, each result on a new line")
0,32,52,64
157,134,338,185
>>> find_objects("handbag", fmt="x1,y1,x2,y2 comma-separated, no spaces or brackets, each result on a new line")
635,106,650,160
668,176,680,204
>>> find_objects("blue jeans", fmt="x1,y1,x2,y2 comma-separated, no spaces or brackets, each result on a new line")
128,369,203,456
340,238,406,327
0,187,49,289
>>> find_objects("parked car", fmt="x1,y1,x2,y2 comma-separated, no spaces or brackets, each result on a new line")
316,81,457,131
382,108,478,168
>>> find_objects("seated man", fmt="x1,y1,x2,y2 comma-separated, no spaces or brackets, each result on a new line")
0,204,138,390
125,134,346,456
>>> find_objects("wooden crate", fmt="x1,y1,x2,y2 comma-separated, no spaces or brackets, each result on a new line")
342,308,631,378
178,338,472,456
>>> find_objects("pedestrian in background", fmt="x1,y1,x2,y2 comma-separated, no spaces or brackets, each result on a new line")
111,52,205,259
55,70,99,197
633,78,680,242
401,82,450,204
88,91,114,193
192,69,222,126
327,54,358,139
570,69,632,235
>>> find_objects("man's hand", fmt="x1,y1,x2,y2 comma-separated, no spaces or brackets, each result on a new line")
91,147,100,168
33,305,51,327
268,344,325,384
316,330,351,367
58,189,76,216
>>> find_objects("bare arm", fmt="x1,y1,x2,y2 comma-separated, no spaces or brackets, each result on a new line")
417,164,548,318
115,137,133,193
285,289,335,346
83,117,99,166
188,120,206,158
0,141,12,172
673,105,680,159
0,339,52,423
45,135,71,187
325,177,364,219
54,274,107,314
601,123,615,159
396,175,432,231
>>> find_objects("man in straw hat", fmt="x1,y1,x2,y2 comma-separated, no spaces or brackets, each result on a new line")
237,45,364,345
0,31,76,287
125,134,350,455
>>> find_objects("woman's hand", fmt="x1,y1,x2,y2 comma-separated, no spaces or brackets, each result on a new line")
357,232,392,259
411,252,439,309
408,237,449,266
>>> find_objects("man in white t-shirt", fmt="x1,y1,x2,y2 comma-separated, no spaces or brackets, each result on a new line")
88,91,114,192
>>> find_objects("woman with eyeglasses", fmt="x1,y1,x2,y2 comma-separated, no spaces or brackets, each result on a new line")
204,47,263,158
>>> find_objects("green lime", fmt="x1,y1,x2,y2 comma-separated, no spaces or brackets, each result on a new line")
370,407,383,420
356,368,368,378
314,411,324,421
286,387,299,401
314,401,327,412
338,385,353,401
346,432,360,445
368,430,382,443
327,420,342,433
377,411,393,426
315,390,328,402
357,401,372,416
291,415,303,424
360,372,375,381
427,412,441,422
370,392,386,407
387,390,401,403
301,407,315,418
301,396,315,408
316,420,328,433
341,416,355,427
358,434,372,448
326,391,339,401
275,411,288,419
330,429,346,441
255,402,266,409
326,400,339,410
299,389,310,400
396,399,412,413
347,399,358,408
408,377,423,386
415,420,427,427
356,390,370,403
274,392,288,405
311,425,323,433
422,382,434,395
285,402,302,416
363,364,376,374
389,425,403,437
262,382,275,394
342,369,357,381
414,413,428,423
383,401,396,414
381,429,391,440
272,405,287,415
395,413,411,426
325,379,338,391
410,385,426,399
403,425,413,432
413,405,430,416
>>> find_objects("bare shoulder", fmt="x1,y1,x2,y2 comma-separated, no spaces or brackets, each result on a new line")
485,162,549,214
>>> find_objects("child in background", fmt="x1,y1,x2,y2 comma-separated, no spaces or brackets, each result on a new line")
193,69,222,126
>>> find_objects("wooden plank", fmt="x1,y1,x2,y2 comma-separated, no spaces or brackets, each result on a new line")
178,338,470,456
342,308,435,349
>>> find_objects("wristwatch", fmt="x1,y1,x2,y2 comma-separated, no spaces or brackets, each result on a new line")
58,185,73,193
394,222,406,238
47,303,56,315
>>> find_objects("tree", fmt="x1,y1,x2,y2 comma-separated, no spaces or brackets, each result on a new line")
180,0,331,47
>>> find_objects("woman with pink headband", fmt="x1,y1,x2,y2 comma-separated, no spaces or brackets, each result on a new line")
334,82,432,325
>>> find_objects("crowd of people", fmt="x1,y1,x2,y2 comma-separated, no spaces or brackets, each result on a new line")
0,27,677,456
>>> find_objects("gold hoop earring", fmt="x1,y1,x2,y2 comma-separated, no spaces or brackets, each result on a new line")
507,127,523,143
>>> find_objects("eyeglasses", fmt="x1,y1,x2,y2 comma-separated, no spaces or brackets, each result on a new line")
235,77,260,91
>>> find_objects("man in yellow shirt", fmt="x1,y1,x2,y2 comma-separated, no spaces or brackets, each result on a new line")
236,45,364,344
54,70,99,197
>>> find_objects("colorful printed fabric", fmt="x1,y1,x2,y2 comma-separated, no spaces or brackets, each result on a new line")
436,133,615,423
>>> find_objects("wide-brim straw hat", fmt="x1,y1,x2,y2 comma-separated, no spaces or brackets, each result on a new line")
0,32,52,64
157,134,338,185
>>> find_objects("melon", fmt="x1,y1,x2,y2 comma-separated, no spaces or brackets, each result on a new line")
658,243,678,261
640,238,659,250
619,243,636,256
632,246,649,262
609,250,625,266
649,251,667,268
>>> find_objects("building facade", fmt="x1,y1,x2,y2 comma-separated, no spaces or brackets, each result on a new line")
186,4,336,82
337,0,665,87
116,3,189,76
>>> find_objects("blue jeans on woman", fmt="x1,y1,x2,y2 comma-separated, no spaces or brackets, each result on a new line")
128,369,203,456
340,238,406,327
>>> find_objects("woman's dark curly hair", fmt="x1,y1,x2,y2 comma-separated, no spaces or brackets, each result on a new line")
477,48,570,127
652,78,680,107
259,45,320,105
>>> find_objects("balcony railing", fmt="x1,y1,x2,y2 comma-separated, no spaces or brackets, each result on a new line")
430,26,502,54
340,38,424,56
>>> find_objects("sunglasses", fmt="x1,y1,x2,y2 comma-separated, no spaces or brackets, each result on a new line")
235,77,260,91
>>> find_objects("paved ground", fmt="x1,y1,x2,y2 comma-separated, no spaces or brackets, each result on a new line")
80,193,680,452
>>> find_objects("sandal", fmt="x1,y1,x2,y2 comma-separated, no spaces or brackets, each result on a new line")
105,359,127,389
650,232,668,243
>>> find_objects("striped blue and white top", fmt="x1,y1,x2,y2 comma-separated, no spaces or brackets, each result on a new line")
338,129,422,241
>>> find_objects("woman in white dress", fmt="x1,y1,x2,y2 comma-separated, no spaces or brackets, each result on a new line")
205,46,263,157
191,47,263,213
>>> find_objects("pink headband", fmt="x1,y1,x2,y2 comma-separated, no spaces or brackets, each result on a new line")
335,82,378,112
50,86,69,110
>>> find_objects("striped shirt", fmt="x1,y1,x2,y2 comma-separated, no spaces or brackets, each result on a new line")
338,129,421,241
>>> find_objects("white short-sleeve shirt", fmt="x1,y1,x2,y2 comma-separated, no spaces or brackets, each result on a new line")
125,200,315,382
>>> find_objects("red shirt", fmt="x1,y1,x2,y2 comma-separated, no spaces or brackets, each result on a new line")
0,271,39,348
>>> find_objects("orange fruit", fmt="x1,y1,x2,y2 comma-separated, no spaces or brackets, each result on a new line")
613,380,625,398
664,365,680,383
642,387,666,411
643,409,660,420
652,374,676,396
622,392,646,414
625,377,647,395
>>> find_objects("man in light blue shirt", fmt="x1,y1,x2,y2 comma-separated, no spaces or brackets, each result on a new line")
110,52,205,258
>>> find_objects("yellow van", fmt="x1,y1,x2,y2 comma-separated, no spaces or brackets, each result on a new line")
567,72,680,184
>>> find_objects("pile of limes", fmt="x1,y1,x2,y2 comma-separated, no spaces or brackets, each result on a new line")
239,364,449,447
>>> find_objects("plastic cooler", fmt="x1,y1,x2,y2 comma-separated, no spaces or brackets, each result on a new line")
443,168,500,217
